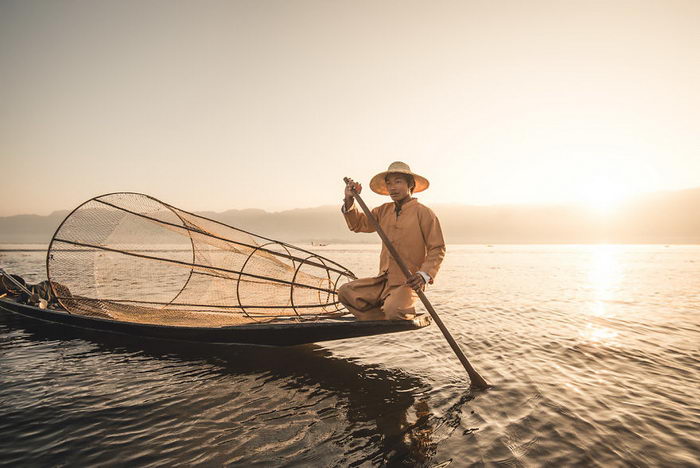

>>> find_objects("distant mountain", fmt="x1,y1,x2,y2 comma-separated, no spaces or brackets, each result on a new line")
0,211,71,244
1,188,699,244
434,187,700,243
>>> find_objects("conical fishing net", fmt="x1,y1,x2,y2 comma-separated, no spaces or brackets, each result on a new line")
47,193,355,327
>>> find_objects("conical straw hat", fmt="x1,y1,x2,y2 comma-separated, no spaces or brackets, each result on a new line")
369,161,430,195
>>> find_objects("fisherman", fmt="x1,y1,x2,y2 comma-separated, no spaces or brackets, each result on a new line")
339,162,446,321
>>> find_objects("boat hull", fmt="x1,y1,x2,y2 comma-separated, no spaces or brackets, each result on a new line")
0,297,430,346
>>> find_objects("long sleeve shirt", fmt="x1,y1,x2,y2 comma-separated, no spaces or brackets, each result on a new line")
342,198,446,287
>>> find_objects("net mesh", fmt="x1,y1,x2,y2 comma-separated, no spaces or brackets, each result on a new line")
47,192,355,327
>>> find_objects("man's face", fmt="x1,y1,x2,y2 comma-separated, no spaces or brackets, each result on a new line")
385,174,412,202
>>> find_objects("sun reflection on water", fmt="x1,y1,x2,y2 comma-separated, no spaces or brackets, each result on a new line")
586,244,623,317
583,323,620,342
581,245,623,343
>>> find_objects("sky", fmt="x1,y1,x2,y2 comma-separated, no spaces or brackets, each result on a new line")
1,0,698,216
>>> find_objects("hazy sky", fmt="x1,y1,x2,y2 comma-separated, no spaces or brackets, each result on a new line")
1,0,698,216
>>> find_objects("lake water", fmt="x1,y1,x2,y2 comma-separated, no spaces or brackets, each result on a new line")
1,244,699,466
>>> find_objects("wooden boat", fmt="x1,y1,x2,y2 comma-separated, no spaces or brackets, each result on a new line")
0,295,431,346
0,193,432,347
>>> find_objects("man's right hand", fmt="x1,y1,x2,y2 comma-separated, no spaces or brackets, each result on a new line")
344,178,362,208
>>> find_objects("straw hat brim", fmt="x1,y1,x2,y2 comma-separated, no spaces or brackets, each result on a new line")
369,169,430,195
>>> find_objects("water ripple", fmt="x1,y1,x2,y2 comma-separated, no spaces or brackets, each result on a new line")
1,245,699,466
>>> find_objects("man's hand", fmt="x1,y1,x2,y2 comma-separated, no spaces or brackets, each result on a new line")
406,272,426,291
344,178,362,197
344,178,362,209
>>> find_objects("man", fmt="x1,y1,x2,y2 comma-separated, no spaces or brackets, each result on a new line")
338,161,446,321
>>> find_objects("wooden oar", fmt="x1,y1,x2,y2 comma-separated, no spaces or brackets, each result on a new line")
344,178,490,389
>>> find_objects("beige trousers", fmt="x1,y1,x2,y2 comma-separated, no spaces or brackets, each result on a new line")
337,274,418,321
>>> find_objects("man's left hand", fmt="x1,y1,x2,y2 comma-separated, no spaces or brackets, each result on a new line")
406,272,426,291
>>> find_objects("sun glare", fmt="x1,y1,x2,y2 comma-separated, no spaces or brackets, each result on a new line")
579,178,632,216
581,193,625,215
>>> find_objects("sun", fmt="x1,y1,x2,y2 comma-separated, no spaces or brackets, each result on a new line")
578,177,632,215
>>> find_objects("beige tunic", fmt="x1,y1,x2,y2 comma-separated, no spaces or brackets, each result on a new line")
343,198,446,287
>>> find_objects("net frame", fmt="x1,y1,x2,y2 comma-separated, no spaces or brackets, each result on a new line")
46,192,356,326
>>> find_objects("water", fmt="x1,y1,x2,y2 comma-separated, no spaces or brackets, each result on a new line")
1,244,699,466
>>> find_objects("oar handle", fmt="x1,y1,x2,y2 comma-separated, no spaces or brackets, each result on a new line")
343,178,490,389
